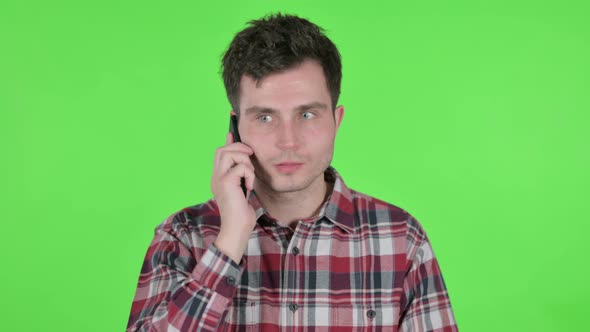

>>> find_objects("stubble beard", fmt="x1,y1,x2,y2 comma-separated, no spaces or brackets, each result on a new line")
252,155,331,195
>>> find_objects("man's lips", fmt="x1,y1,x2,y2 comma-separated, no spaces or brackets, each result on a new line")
274,162,304,173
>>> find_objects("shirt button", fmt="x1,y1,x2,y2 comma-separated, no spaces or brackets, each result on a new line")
289,303,299,312
226,276,236,286
292,246,300,256
366,309,376,319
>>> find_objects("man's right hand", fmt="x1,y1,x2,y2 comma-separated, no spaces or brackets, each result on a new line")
210,132,257,264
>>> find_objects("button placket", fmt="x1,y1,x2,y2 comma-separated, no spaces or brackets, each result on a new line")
283,221,305,324
226,276,236,286
289,303,299,312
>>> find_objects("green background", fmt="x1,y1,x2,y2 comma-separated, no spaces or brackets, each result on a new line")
1,0,588,330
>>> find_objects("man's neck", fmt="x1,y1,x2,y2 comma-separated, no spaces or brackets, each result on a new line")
254,177,332,229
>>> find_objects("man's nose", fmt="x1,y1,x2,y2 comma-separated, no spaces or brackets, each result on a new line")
276,120,300,150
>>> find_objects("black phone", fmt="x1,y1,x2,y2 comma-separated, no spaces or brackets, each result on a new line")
229,114,248,197
229,114,242,143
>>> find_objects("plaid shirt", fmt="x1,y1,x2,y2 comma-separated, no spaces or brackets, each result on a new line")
127,167,458,331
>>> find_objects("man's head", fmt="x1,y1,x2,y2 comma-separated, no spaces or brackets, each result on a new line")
221,13,344,197
222,13,342,114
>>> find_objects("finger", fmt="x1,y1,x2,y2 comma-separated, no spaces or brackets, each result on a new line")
243,166,256,199
226,163,256,188
245,167,255,192
225,132,233,145
218,151,255,174
214,143,253,169
215,154,255,181
216,143,254,162
220,143,254,155
219,154,254,174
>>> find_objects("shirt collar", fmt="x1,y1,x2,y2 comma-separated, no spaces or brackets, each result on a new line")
248,166,357,234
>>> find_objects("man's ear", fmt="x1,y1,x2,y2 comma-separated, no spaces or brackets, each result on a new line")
230,110,237,117
334,105,345,132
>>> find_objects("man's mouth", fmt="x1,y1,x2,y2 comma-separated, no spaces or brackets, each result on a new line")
274,162,304,173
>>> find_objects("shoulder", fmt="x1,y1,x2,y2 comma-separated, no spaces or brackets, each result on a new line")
348,188,411,225
153,199,222,243
350,189,432,261
348,188,427,239
350,189,410,222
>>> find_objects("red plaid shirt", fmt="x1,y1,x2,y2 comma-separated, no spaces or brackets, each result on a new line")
127,167,458,331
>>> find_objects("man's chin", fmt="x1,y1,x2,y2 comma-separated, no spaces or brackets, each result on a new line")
266,178,306,194
255,173,307,194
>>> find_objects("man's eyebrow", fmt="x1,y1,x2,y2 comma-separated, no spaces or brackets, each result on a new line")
244,102,328,115
244,106,277,115
295,102,328,111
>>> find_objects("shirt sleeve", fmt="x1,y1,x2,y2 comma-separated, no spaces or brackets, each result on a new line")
126,225,245,332
399,217,459,332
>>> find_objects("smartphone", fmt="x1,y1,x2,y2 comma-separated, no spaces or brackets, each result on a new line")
229,114,248,197
229,114,242,143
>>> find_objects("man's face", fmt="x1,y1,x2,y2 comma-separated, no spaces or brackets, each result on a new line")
236,59,344,195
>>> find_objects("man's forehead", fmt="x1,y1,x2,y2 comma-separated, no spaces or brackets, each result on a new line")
236,59,331,112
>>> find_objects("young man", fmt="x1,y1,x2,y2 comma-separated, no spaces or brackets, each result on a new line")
127,13,458,332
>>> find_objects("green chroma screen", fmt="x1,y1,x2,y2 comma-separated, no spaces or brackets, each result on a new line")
1,0,588,331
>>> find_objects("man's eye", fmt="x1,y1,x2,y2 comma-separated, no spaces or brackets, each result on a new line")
302,112,315,120
258,114,272,123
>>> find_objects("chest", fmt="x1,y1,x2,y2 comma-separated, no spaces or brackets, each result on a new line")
236,221,408,305
224,222,407,330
